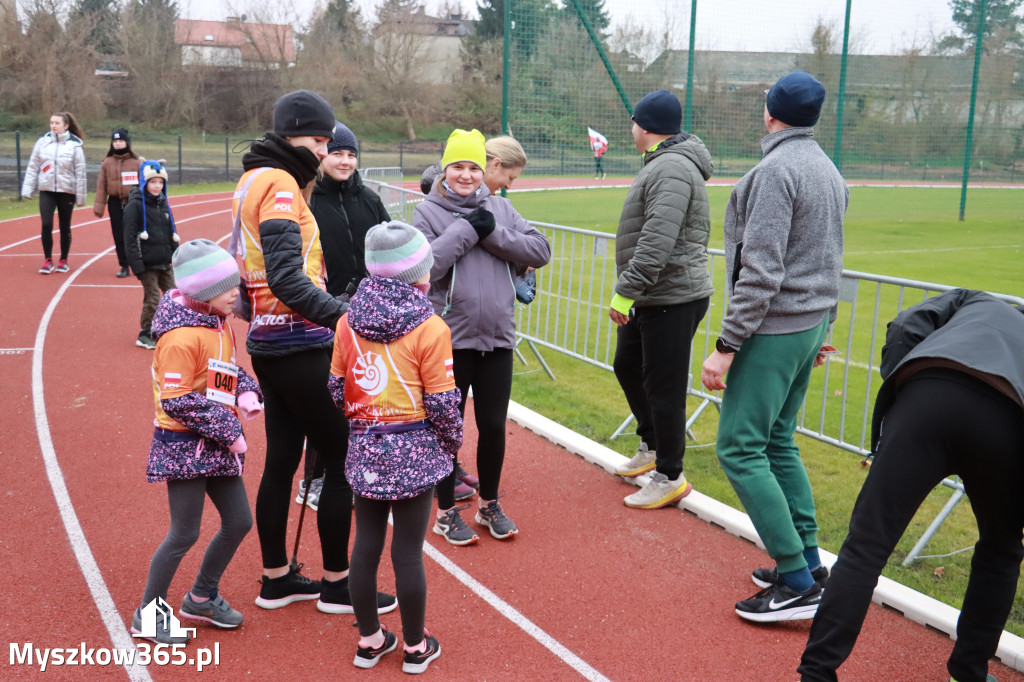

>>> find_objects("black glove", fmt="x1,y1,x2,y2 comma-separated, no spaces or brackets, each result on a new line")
464,207,495,241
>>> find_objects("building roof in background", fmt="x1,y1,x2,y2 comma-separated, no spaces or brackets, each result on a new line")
174,18,295,64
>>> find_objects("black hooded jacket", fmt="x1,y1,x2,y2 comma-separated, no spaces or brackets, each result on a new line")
309,170,391,297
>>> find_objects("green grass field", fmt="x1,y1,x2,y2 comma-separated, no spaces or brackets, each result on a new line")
507,184,1024,634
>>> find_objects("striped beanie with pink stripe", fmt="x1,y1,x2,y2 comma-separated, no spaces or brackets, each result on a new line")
172,239,240,302
364,221,433,284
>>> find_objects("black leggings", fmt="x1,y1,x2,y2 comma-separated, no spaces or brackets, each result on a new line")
39,191,75,261
436,348,513,508
251,348,352,572
107,197,127,267
350,491,434,644
799,370,1024,682
142,476,252,606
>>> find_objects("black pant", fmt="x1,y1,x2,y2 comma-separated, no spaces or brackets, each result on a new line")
350,491,433,645
799,370,1024,682
251,348,352,572
436,348,513,508
39,191,75,261
108,197,128,267
612,297,709,479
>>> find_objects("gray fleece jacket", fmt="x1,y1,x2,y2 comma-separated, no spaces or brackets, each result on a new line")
720,127,847,349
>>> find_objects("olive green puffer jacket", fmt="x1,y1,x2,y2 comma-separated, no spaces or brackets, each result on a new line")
614,133,714,307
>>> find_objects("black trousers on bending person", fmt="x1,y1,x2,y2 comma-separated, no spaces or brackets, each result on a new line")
251,347,352,572
612,297,709,480
799,369,1024,682
435,348,513,509
39,191,75,261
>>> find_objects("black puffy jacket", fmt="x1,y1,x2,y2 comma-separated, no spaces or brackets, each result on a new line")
124,186,177,275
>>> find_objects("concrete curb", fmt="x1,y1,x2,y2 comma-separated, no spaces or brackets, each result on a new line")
506,400,1024,673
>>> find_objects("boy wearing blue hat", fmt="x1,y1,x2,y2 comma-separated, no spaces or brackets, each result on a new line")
701,70,848,622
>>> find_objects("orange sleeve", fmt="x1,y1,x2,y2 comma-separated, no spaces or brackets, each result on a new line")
418,317,457,394
331,316,349,378
250,170,303,224
154,329,204,400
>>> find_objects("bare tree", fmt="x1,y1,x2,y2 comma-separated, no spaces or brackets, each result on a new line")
0,0,104,117
368,0,437,140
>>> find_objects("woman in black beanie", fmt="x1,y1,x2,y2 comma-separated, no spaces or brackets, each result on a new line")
294,121,391,511
229,90,395,616
94,128,141,277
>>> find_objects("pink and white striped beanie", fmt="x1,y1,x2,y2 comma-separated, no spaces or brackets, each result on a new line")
172,239,240,302
364,221,433,284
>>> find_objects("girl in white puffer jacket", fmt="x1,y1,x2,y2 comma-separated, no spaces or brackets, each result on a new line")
21,112,87,274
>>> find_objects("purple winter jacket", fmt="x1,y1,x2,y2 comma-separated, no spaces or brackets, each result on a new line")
146,291,262,482
328,276,463,500
413,184,551,352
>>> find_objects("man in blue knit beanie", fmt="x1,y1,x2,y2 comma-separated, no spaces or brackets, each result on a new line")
701,69,847,623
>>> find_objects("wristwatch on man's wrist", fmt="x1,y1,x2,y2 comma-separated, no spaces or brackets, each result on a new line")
715,337,739,354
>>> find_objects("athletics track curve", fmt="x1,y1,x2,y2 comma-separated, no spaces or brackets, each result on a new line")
1,190,1022,681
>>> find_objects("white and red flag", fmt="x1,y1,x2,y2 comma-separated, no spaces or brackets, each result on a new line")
587,127,608,154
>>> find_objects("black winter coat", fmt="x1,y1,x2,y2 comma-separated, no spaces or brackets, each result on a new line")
124,186,177,275
309,171,391,297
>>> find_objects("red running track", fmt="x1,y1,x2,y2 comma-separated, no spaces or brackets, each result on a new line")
2,192,1022,681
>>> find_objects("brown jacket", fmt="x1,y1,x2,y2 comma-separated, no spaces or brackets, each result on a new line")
93,154,142,215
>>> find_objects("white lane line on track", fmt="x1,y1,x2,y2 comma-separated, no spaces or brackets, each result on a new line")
0,198,230,253
421,540,612,682
33,246,154,682
31,208,233,682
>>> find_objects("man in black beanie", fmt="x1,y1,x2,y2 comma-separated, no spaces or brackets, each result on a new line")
608,88,714,510
702,69,847,623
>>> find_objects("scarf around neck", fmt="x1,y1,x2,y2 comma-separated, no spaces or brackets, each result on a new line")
242,132,320,187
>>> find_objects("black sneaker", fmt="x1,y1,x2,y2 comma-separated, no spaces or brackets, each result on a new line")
752,564,829,590
254,566,321,609
353,625,398,669
735,581,822,623
116,266,130,278
475,500,518,540
403,631,441,674
136,331,156,350
316,576,398,615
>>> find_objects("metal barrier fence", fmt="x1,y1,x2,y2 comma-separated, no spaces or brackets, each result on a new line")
366,177,1024,563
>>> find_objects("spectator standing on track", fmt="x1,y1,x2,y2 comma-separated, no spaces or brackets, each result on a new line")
799,289,1024,682
231,90,395,616
294,120,392,513
329,221,461,674
129,239,260,645
414,128,551,546
94,128,141,278
700,70,847,623
609,89,713,509
21,111,87,275
124,159,180,350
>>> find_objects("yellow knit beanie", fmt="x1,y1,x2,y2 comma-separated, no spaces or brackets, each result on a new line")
441,129,486,170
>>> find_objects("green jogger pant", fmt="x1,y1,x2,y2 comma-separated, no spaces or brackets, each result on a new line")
716,317,829,574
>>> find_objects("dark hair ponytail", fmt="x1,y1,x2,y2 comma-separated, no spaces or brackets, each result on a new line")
54,111,85,141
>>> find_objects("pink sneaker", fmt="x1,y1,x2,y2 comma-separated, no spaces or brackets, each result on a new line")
456,464,479,489
55,259,69,273
39,258,54,274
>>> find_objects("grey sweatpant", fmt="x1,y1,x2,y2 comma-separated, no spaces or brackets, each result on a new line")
142,476,252,606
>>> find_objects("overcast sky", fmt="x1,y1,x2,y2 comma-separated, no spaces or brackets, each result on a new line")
184,0,960,56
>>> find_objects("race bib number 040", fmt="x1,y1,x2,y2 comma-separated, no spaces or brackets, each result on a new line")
206,359,238,406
